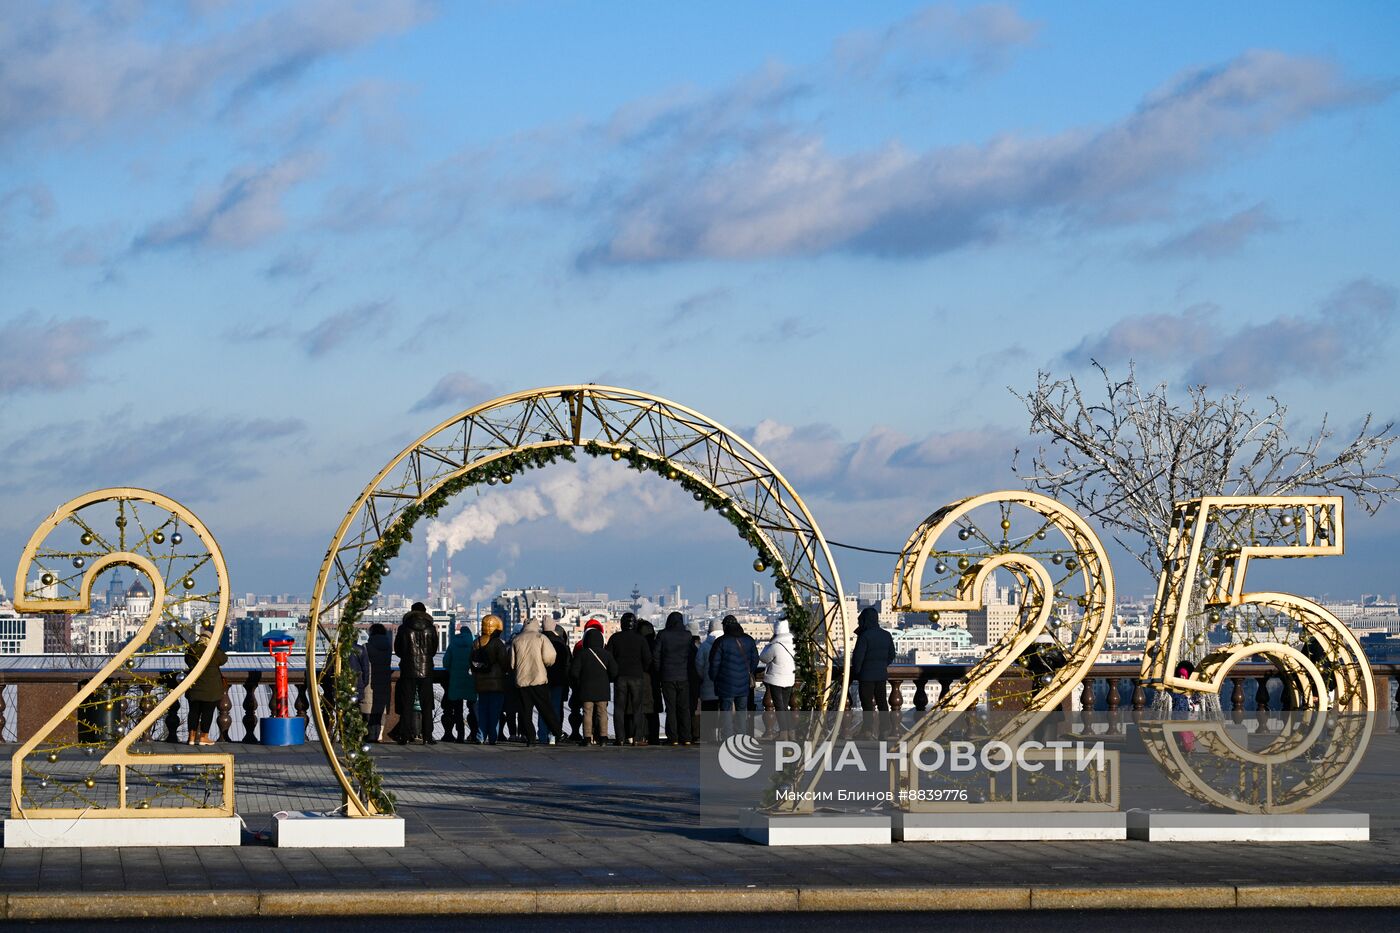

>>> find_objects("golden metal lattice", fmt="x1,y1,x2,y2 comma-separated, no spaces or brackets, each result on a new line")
308,385,850,817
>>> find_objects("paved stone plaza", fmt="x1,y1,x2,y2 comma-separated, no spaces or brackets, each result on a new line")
0,733,1397,901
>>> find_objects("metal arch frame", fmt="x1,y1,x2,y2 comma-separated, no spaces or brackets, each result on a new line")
308,385,850,817
10,488,234,819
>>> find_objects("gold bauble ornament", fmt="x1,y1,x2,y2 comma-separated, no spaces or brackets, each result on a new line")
610,450,622,461
752,559,766,573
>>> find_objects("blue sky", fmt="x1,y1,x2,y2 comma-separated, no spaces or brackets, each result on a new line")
2,1,1398,605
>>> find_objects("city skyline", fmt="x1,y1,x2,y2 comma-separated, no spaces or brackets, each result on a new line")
3,2,1398,601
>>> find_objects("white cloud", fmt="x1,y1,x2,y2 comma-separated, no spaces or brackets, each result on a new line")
578,50,1384,266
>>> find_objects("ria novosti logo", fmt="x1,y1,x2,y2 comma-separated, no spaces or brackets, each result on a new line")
717,734,766,779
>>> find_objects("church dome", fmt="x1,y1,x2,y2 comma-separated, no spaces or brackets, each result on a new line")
127,579,150,598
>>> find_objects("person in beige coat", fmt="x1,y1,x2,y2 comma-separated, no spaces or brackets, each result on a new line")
510,619,563,746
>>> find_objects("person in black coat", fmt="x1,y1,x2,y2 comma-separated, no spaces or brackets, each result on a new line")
656,612,697,745
365,623,393,742
636,618,662,744
471,614,510,744
708,616,760,738
570,626,617,745
541,617,571,745
688,625,704,744
393,603,440,744
850,606,896,738
606,612,652,745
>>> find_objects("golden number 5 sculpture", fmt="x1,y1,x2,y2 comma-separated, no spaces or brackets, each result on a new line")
1139,495,1376,813
10,489,234,818
890,491,1117,809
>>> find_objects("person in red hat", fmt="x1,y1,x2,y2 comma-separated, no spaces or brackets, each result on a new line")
570,621,617,745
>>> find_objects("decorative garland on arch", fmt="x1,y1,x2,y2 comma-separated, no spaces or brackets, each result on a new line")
331,442,820,813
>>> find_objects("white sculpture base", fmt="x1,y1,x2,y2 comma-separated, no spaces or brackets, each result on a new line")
739,809,891,846
274,810,405,848
1127,809,1369,842
3,816,241,848
895,810,1127,841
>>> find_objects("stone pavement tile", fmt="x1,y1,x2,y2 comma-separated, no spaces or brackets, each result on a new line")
79,848,126,890
157,848,212,888
3,740,1400,893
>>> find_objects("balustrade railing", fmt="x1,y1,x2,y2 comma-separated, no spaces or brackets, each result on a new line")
0,661,1396,745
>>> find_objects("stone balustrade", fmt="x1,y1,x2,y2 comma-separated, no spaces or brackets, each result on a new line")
0,661,1396,744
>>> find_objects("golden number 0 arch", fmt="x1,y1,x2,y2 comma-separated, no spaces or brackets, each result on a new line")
309,385,851,816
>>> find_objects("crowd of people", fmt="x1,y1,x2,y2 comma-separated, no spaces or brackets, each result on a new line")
343,601,904,747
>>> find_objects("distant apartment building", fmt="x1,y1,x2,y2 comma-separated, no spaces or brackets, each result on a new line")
965,576,1019,646
0,608,46,655
857,581,892,605
893,625,974,662
842,591,902,630
491,588,560,633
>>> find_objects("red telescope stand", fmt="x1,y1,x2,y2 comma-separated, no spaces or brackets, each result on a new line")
260,630,306,745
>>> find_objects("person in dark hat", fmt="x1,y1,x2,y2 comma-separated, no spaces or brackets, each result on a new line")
606,612,652,745
656,611,696,745
851,606,895,739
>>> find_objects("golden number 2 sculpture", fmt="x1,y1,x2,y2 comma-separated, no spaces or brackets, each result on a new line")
1139,495,1376,813
889,491,1117,810
10,489,234,818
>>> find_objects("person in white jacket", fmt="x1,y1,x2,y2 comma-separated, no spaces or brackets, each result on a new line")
759,618,796,740
695,618,724,743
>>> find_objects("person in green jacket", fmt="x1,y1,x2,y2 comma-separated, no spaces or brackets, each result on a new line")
184,622,228,746
442,624,479,743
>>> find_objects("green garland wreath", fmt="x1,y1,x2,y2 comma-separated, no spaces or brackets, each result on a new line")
332,442,821,813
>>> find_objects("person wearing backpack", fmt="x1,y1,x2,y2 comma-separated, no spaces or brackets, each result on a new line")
570,624,617,745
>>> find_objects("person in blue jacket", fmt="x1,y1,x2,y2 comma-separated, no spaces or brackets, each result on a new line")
850,607,895,739
707,615,759,739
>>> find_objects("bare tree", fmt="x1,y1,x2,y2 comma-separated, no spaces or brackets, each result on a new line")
1013,363,1400,711
1014,362,1400,576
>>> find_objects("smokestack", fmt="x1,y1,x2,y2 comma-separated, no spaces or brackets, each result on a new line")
426,553,433,606
445,556,453,608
